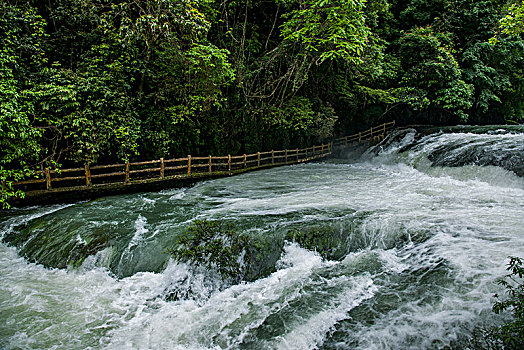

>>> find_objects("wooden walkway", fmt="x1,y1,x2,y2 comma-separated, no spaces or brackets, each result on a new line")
13,121,395,201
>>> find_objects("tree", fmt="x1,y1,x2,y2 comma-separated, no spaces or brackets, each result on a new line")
500,1,524,37
396,27,474,122
0,3,46,208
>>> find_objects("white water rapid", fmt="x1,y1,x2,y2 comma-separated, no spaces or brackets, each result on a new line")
1,126,523,349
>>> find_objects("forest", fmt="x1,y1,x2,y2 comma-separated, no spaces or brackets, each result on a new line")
1,0,524,206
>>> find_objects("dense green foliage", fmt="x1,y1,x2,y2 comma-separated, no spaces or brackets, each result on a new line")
499,1,524,37
1,0,524,206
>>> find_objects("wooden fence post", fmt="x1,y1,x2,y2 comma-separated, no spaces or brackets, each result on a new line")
285,149,288,163
296,148,299,160
321,144,324,156
243,154,247,168
271,150,274,165
257,152,260,167
160,158,165,179
45,167,52,190
84,164,92,187
187,155,192,176
228,155,231,173
124,162,130,185
208,155,212,175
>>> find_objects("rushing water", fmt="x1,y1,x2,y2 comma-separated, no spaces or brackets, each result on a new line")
1,126,523,349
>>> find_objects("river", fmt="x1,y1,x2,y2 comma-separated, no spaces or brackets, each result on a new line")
1,126,523,349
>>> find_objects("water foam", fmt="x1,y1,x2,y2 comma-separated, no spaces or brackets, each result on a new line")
0,204,74,240
1,126,523,349
102,244,378,349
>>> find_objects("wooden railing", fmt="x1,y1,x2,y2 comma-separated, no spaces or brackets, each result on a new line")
332,120,396,147
13,121,395,194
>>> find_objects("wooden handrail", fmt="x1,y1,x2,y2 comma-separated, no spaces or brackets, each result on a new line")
13,121,395,193
131,160,159,166
163,157,189,163
91,163,126,171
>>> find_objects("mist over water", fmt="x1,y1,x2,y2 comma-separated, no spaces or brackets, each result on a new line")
1,126,523,349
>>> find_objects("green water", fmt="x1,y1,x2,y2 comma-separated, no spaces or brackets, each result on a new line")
1,127,523,349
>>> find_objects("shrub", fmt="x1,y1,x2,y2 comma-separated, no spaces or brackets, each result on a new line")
487,256,524,349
